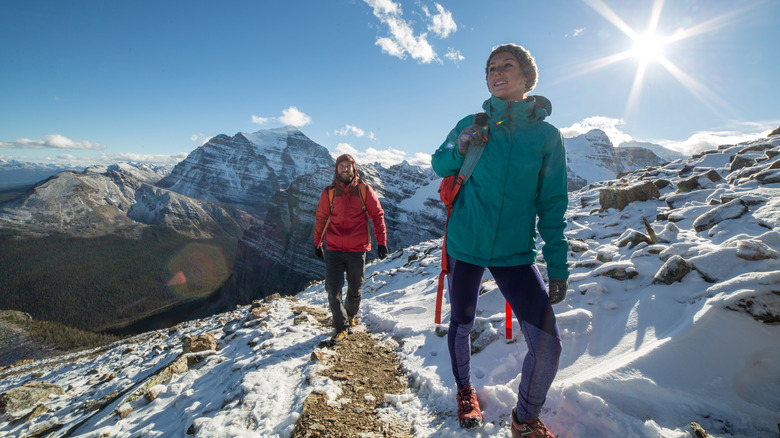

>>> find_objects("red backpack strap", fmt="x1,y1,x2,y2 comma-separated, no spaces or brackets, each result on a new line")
356,182,367,210
317,184,337,247
356,181,371,244
327,183,336,211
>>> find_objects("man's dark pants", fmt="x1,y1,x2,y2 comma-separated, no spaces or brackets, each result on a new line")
324,250,366,332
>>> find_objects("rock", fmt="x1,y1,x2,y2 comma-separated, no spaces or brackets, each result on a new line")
676,176,700,193
692,199,748,232
593,261,638,280
249,306,271,320
726,295,780,324
599,181,660,211
568,239,590,253
729,155,755,172
470,320,500,354
754,168,780,184
653,255,692,285
616,228,653,249
653,179,672,190
182,333,217,353
737,240,779,261
144,385,167,403
0,381,64,415
293,315,308,325
116,404,133,419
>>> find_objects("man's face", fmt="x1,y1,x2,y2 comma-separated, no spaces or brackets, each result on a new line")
337,161,354,182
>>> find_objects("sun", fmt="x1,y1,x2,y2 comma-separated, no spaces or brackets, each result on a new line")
630,32,666,64
569,0,746,119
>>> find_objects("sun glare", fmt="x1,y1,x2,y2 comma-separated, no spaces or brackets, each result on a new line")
631,33,666,64
571,0,747,119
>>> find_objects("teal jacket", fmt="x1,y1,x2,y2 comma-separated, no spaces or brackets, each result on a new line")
431,95,569,279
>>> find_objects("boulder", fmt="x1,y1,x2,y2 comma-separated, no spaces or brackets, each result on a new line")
599,181,660,211
182,333,217,353
653,255,692,285
692,199,748,232
0,381,64,415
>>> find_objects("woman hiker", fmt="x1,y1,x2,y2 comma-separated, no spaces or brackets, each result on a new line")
431,43,569,437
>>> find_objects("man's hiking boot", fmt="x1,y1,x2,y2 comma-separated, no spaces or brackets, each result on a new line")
330,329,348,345
347,315,359,334
456,386,483,429
511,409,555,437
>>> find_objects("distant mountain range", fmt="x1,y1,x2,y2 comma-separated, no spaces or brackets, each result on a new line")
0,160,84,188
0,126,685,333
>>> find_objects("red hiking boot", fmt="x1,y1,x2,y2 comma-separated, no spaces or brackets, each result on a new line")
456,386,483,428
511,408,555,437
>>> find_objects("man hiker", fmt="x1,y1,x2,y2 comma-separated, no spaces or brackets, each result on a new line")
314,154,388,344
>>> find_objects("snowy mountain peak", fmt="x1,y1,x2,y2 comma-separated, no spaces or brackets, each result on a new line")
156,126,333,218
583,128,613,146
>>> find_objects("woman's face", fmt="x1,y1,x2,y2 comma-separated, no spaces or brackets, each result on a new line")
486,52,528,101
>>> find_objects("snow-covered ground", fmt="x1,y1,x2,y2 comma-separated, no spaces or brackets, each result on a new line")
1,136,779,437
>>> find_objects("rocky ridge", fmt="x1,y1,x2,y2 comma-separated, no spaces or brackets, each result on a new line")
156,127,334,219
0,162,256,239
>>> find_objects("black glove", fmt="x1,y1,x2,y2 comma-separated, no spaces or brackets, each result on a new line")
314,246,324,260
457,124,488,155
377,245,388,260
548,278,568,304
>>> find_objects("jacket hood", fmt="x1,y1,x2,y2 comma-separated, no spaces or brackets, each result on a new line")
483,95,552,123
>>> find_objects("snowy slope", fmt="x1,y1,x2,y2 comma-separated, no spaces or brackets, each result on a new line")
1,135,778,437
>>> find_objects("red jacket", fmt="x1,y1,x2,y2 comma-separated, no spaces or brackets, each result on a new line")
313,179,387,252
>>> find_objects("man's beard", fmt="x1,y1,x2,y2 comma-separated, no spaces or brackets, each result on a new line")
337,171,354,183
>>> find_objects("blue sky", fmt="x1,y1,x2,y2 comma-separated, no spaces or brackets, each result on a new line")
1,0,778,167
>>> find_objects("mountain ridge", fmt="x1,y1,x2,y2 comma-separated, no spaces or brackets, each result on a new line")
1,133,777,437
0,125,690,333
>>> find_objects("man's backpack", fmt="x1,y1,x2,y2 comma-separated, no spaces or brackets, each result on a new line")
316,181,370,248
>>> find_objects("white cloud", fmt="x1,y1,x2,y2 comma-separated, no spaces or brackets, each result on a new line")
364,0,439,63
335,125,376,139
445,48,464,63
5,134,106,151
333,143,430,168
657,130,772,155
561,116,776,155
425,3,457,39
251,107,312,128
251,115,270,125
409,151,432,167
191,133,212,146
279,106,312,127
10,152,187,167
573,27,585,37
96,152,188,166
366,0,400,15
560,116,634,146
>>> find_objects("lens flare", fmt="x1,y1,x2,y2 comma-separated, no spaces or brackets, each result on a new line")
166,242,229,298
